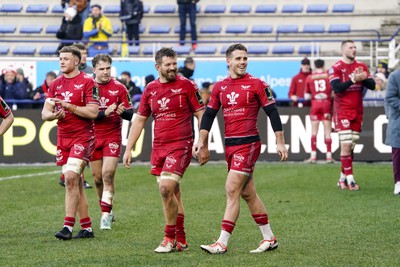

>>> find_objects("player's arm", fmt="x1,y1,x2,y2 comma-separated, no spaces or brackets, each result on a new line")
362,78,375,90
122,114,148,168
385,74,400,111
263,104,288,161
330,78,354,93
53,98,99,119
0,112,14,136
41,99,65,121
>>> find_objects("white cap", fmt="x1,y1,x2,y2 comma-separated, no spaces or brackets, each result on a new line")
374,72,386,82
65,7,77,20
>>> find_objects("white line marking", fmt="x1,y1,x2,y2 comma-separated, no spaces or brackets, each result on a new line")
0,170,60,181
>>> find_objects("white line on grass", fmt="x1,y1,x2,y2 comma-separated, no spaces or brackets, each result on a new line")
0,170,60,181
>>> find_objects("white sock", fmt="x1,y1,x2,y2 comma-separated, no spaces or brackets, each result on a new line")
64,225,73,232
339,172,346,182
102,212,110,219
346,174,355,184
216,230,231,247
259,224,274,240
326,152,332,160
310,151,317,159
101,191,114,206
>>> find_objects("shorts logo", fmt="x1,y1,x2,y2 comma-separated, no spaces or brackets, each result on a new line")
166,164,173,169
234,153,245,162
341,119,350,128
166,156,177,165
227,92,239,105
73,144,85,155
234,162,241,167
56,149,63,162
109,142,119,154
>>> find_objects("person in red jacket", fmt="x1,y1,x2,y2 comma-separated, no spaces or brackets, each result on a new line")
288,58,312,107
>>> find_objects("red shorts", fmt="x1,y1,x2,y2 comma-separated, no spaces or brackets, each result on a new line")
225,141,261,174
334,111,363,132
56,136,95,166
310,100,332,121
90,138,121,161
150,143,193,177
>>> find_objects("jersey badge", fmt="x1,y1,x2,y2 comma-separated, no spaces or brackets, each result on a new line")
195,90,204,105
61,91,73,102
92,86,99,100
0,98,10,111
99,97,110,108
157,97,170,111
264,85,275,101
227,92,239,105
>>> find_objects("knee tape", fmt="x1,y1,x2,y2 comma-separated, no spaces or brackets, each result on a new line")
62,157,85,175
352,131,360,142
160,172,181,183
339,130,353,144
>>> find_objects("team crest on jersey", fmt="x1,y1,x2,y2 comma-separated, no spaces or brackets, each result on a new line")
0,98,9,111
108,90,119,96
157,97,170,110
99,97,109,108
61,91,73,102
74,84,84,90
171,88,182,94
73,144,85,155
241,85,251,90
227,92,239,105
264,85,275,101
92,86,99,100
109,142,119,154
195,90,204,105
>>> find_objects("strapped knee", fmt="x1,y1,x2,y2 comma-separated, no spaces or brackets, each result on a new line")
339,130,353,144
160,172,181,183
62,157,85,175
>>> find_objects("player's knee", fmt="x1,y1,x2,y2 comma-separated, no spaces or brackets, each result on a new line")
102,171,114,185
62,158,85,175
339,130,352,144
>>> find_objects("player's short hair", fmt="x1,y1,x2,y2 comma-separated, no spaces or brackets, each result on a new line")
225,43,247,58
72,42,87,52
314,59,325,69
184,57,194,65
59,45,81,63
46,71,57,79
341,40,354,49
92,53,112,68
121,71,131,77
155,47,177,65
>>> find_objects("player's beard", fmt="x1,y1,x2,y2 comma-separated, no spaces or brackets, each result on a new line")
161,70,177,82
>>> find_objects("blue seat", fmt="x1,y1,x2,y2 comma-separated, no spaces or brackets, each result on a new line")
255,5,277,13
230,5,251,13
143,5,150,13
329,24,351,33
0,45,10,55
139,24,145,33
26,4,49,13
225,25,247,34
306,4,328,13
174,25,191,34
281,4,303,13
251,25,273,34
143,46,159,55
200,25,221,34
116,45,141,55
220,45,229,54
277,25,298,34
0,4,23,13
172,45,191,55
46,25,60,34
332,4,354,13
298,45,320,54
52,4,64,13
149,25,171,34
39,45,58,55
20,25,42,34
13,45,36,55
204,5,226,13
154,5,176,13
303,24,325,33
195,45,217,55
103,5,120,14
247,45,268,55
0,24,16,33
272,45,294,54
113,25,120,34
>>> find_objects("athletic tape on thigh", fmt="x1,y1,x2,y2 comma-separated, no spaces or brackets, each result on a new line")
338,130,353,143
156,176,161,184
230,169,251,177
160,172,181,183
62,157,85,175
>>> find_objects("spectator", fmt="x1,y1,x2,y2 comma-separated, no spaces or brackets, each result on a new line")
62,0,91,26
144,74,155,88
120,0,144,46
177,0,199,49
288,57,312,107
0,67,29,109
363,73,386,107
120,71,142,99
83,4,113,57
15,68,33,92
56,6,83,53
376,60,390,78
178,57,195,80
29,71,57,108
73,43,93,75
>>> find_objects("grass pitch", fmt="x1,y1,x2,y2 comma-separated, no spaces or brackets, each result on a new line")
0,162,397,266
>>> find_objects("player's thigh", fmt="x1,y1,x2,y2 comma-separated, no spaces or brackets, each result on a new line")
226,170,250,194
89,159,103,180
102,156,119,177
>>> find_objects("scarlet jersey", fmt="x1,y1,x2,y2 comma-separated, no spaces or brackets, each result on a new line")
208,73,275,139
137,75,204,147
95,79,133,139
0,96,11,118
48,72,99,138
329,60,371,113
305,71,332,102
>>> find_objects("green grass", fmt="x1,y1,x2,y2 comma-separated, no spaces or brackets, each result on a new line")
0,162,397,266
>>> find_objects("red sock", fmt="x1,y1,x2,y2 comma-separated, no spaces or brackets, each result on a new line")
80,217,92,230
64,216,75,227
81,172,85,181
99,200,112,213
60,174,65,182
341,155,353,176
325,138,332,153
221,220,236,234
311,135,317,152
252,213,269,225
164,225,176,239
176,213,186,243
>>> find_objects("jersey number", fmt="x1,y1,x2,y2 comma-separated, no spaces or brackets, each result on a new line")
314,80,327,92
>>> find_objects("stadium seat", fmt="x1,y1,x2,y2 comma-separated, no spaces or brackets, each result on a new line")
148,25,171,34
0,24,16,34
251,25,273,34
143,5,150,13
302,24,325,33
194,45,217,55
247,45,269,55
204,5,226,13
143,46,160,55
277,25,298,34
272,45,294,54
225,25,247,34
220,45,228,54
139,24,145,33
200,25,221,34
103,5,120,14
172,45,191,55
154,5,176,13
306,4,328,13
332,4,354,13
26,4,49,13
0,45,10,55
229,5,251,14
128,46,140,55
13,46,36,55
20,25,42,34
281,4,303,13
255,4,277,13
298,45,320,54
46,25,60,34
52,4,64,13
174,25,191,34
328,24,351,33
0,4,23,13
113,25,120,34
39,45,58,55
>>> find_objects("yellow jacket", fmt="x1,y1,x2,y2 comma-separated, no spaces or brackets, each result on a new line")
83,15,113,44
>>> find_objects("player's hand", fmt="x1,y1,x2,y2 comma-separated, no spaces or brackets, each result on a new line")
193,143,210,166
116,103,126,115
276,143,288,162
53,109,65,120
122,150,131,169
51,98,66,108
290,95,298,102
105,103,117,116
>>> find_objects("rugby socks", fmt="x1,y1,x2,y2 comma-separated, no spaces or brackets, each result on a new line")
341,155,355,183
325,138,332,153
63,216,75,232
176,213,186,244
80,217,93,232
100,191,113,218
252,214,274,240
311,135,317,153
218,220,235,246
164,225,176,239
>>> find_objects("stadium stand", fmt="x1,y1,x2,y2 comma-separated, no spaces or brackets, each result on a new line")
0,4,23,13
103,5,120,14
19,25,42,34
172,45,191,55
200,25,222,34
148,25,171,34
154,5,176,14
194,45,217,55
277,25,299,34
229,5,251,14
13,45,36,55
225,25,247,34
306,4,328,13
26,4,48,13
204,4,226,14
51,4,63,13
328,24,351,33
45,25,60,34
272,45,295,54
303,24,325,33
251,25,273,34
113,25,120,34
39,45,58,55
255,4,277,13
298,44,320,54
0,25,17,34
174,25,191,34
281,4,303,13
247,45,269,55
0,45,10,55
332,4,354,13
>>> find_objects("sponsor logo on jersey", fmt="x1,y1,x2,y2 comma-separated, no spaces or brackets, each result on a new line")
99,97,110,108
241,85,251,90
108,90,119,96
61,91,73,102
56,85,63,90
157,97,170,111
109,142,119,154
73,144,85,155
221,86,227,90
171,88,182,94
227,92,239,105
264,85,275,101
150,92,157,96
74,84,84,90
